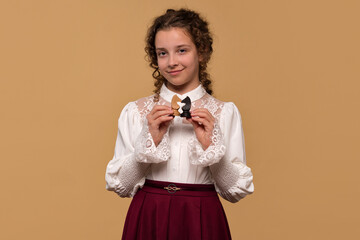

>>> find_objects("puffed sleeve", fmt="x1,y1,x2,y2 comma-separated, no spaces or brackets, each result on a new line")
105,102,150,197
210,102,254,203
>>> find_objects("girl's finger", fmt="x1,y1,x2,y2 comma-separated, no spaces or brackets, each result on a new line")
154,115,174,125
191,116,213,130
148,106,173,121
191,108,215,120
186,118,199,128
151,109,174,121
191,111,215,122
149,105,172,116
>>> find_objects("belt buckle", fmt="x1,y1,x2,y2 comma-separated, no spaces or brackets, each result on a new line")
164,184,181,193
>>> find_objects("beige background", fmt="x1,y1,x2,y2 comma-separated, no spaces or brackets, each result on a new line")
1,0,359,239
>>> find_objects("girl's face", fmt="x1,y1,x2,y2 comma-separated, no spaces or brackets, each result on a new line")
155,27,200,94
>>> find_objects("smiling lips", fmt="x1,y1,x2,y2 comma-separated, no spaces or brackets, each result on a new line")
167,69,184,76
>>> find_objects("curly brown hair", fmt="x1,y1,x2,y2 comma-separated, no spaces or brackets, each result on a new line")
145,9,214,101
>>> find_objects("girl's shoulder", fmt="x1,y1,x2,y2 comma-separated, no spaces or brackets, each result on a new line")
197,93,235,118
128,94,159,119
134,94,156,108
118,95,157,124
199,94,243,122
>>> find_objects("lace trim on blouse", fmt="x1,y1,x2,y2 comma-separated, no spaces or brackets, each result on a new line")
133,93,226,166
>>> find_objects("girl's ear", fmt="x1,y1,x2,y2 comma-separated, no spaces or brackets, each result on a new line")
198,53,204,62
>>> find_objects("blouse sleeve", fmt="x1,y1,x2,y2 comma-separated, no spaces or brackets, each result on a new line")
210,102,254,203
105,102,150,197
188,121,226,166
134,118,171,163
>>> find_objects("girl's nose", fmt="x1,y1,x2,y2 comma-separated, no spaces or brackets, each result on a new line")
168,54,178,67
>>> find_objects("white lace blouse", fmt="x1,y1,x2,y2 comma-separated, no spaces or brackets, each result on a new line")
105,84,254,203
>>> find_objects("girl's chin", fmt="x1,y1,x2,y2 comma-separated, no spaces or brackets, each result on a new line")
166,81,190,89
165,81,200,93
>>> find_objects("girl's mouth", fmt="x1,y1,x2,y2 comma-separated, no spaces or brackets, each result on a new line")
167,69,184,76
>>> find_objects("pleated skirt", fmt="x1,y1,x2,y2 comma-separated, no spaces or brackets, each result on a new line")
122,179,231,240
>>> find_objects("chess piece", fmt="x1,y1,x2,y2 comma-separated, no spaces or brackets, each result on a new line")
180,96,191,118
171,95,181,116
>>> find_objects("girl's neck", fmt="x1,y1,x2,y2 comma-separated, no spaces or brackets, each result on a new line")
165,81,201,95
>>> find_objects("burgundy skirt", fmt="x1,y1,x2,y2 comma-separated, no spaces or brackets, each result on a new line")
122,179,231,240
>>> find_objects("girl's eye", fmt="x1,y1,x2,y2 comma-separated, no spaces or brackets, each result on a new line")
157,51,167,57
179,49,187,54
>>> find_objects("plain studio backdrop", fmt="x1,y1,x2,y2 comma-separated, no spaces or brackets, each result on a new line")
1,0,359,239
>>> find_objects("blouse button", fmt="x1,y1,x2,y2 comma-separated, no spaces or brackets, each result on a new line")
146,139,152,148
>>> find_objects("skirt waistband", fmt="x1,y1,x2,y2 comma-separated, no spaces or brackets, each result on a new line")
143,179,216,195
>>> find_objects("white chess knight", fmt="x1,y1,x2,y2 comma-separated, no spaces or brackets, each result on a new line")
177,101,186,114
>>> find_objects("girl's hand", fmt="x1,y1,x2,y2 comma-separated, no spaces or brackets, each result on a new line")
187,108,215,150
146,105,174,146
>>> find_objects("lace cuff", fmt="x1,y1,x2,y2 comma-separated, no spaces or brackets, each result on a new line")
134,120,171,163
106,154,150,198
188,122,226,166
113,177,146,198
214,162,254,203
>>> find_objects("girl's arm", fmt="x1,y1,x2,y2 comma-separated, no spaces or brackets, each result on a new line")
105,102,150,197
210,102,254,203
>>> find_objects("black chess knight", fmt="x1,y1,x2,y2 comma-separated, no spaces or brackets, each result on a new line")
180,96,191,118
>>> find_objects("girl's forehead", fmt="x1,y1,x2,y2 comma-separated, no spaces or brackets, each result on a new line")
155,27,194,47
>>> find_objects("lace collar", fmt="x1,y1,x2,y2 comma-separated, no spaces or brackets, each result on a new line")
159,84,206,102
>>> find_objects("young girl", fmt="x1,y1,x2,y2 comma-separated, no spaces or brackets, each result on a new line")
105,9,254,239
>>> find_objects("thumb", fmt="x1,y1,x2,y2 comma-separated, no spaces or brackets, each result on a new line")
186,118,198,128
